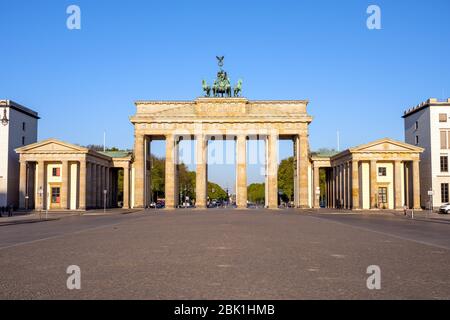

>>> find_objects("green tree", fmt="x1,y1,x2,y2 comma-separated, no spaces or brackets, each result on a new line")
150,155,165,199
248,183,265,204
278,157,294,201
208,182,227,201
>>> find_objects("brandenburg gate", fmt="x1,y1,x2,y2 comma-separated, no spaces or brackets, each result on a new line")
130,58,312,209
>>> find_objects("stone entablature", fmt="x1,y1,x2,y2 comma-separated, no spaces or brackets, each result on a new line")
131,98,312,130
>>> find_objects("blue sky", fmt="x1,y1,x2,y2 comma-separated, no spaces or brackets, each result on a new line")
1,0,450,190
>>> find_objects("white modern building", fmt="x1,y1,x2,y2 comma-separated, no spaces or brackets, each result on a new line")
403,98,450,209
0,100,39,208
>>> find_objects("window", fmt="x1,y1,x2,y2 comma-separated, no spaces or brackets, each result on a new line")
22,122,26,131
378,187,388,204
378,167,387,177
415,121,419,130
51,187,61,204
21,136,25,146
441,156,449,172
440,130,450,149
441,131,447,149
52,167,61,177
441,183,449,203
439,113,448,122
415,135,419,145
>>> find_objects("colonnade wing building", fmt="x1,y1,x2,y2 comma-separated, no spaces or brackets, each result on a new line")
130,97,313,209
312,138,424,210
16,139,132,211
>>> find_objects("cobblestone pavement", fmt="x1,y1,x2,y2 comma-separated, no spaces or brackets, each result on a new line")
0,209,449,299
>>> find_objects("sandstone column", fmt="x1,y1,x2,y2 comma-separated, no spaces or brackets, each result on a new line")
95,164,102,209
19,161,27,209
299,133,309,208
123,166,130,209
93,164,98,208
412,160,421,210
293,136,300,207
196,134,207,209
394,161,403,209
79,160,87,210
336,165,341,208
267,134,279,209
134,134,145,208
331,167,335,208
236,134,247,209
342,162,348,209
105,167,110,209
85,163,90,209
37,161,45,210
352,160,360,209
313,165,320,208
60,161,69,210
370,160,378,209
165,134,177,209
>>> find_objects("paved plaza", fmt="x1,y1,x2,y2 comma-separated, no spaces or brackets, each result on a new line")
0,209,450,299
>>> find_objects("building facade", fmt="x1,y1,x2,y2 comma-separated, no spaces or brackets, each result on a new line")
311,138,423,210
403,98,450,209
16,139,132,211
0,100,39,208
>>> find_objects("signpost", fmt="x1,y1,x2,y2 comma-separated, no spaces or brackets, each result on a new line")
427,190,434,218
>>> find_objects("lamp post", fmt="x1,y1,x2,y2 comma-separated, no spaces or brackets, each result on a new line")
103,189,108,213
38,187,43,220
1,107,9,126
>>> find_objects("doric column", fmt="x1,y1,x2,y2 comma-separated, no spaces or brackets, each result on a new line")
327,171,331,208
236,134,248,209
331,167,335,208
105,167,110,209
91,163,98,209
165,134,177,209
267,134,279,209
338,165,342,207
196,134,208,209
352,160,360,209
412,160,421,209
95,164,102,208
394,161,403,209
313,165,320,208
346,162,350,208
79,160,87,210
19,160,27,209
60,161,69,210
370,160,378,209
86,163,91,209
37,161,46,210
342,162,347,209
299,133,309,208
134,134,145,208
123,166,130,209
293,136,300,208
100,166,105,209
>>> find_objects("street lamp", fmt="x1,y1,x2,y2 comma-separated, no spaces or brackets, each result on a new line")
38,187,44,219
1,107,9,126
103,189,108,213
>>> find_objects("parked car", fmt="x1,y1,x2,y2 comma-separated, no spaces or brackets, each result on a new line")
439,203,450,214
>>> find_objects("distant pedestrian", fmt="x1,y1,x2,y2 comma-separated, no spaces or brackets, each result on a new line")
8,205,13,217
